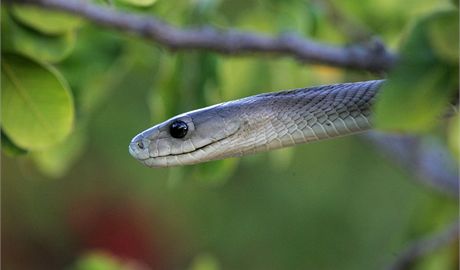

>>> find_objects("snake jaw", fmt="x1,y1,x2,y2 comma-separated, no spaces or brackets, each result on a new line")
140,136,231,167
135,128,243,168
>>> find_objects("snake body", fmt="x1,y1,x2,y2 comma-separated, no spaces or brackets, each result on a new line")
129,80,384,167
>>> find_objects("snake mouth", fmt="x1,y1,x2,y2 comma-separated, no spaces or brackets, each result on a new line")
141,133,238,167
154,135,230,159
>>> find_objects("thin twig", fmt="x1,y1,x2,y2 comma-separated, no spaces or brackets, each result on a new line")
366,132,459,198
387,220,459,270
9,0,397,72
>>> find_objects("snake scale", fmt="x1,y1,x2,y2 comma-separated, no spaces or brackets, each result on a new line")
129,80,383,167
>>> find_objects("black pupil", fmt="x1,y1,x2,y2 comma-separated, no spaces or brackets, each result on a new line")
169,120,188,138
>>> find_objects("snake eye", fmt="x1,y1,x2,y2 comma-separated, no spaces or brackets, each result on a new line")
169,120,188,138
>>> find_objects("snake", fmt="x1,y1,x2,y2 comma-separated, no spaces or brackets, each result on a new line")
129,80,383,167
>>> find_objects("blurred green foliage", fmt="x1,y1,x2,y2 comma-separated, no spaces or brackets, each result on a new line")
374,10,459,131
73,252,125,270
2,9,77,62
117,0,158,7
1,0,458,269
10,5,83,35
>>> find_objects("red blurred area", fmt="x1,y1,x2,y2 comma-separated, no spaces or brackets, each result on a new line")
67,194,175,269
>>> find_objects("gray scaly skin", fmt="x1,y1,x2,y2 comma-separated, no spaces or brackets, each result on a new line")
129,80,384,167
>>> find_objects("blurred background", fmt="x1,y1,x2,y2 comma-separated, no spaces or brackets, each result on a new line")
1,0,458,269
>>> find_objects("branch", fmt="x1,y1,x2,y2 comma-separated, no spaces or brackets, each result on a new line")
366,132,459,198
387,220,459,270
10,0,397,72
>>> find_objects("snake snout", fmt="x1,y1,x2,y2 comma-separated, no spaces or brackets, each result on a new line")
129,134,151,160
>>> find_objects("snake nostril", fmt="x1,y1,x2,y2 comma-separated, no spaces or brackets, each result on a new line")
137,141,145,150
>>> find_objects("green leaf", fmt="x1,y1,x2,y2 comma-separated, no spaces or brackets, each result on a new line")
189,253,221,270
375,66,456,131
195,53,221,106
427,11,459,64
448,114,459,160
32,129,86,178
374,10,459,132
1,130,28,156
76,52,132,118
2,11,76,63
73,252,122,270
1,53,75,150
11,5,83,35
57,25,123,107
116,0,158,7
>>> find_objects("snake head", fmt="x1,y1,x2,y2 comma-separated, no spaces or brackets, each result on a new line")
129,103,241,167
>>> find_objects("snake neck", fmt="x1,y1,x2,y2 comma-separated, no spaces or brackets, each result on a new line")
220,80,384,158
